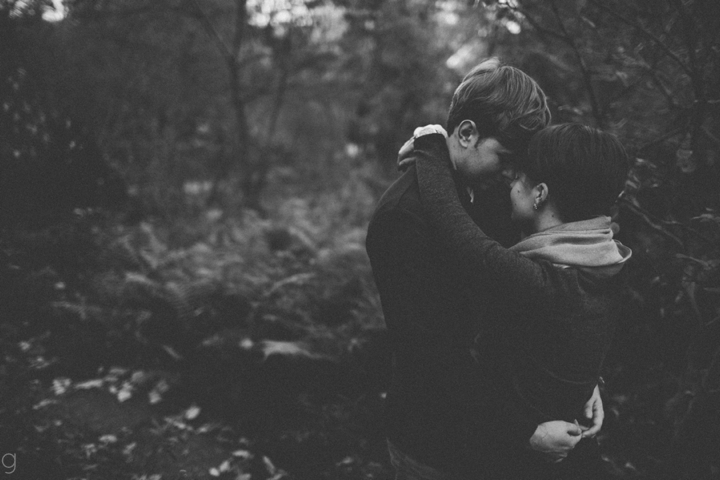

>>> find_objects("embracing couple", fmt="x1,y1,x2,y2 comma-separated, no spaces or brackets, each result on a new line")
366,58,631,480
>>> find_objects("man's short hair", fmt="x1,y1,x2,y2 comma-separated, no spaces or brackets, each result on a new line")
446,57,551,153
523,123,629,222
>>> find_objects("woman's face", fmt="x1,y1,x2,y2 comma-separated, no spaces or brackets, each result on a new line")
510,171,538,226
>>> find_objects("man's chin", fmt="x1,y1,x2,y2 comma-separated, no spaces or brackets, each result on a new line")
470,176,510,191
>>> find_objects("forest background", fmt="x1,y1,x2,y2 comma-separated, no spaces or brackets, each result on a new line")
1,0,719,479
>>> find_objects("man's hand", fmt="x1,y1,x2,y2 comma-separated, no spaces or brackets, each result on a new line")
397,124,447,171
581,384,604,438
529,420,583,463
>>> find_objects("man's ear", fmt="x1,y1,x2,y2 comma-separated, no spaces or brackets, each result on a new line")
457,120,478,147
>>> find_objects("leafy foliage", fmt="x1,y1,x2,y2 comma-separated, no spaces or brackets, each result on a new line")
0,172,388,477
0,7,127,226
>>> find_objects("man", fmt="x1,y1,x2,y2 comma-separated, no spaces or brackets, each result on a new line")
365,58,602,479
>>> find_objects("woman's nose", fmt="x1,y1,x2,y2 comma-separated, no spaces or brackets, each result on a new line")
501,167,516,186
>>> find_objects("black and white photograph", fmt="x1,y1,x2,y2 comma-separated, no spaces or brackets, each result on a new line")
1,0,719,478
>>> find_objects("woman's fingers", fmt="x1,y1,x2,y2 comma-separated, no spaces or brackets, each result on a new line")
397,138,416,171
582,385,604,438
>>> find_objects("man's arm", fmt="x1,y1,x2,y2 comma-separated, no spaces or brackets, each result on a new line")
366,206,462,370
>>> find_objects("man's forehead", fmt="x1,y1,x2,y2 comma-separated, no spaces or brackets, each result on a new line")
480,136,514,153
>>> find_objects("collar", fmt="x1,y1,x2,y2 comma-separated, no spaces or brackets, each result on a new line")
509,216,632,276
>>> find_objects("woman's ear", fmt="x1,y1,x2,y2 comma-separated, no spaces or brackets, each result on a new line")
535,182,549,205
457,120,478,147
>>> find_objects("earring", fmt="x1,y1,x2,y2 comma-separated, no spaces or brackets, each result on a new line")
533,203,539,211
533,199,542,211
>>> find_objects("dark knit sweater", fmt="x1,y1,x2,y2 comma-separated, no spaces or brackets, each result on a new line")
365,162,519,471
412,134,628,438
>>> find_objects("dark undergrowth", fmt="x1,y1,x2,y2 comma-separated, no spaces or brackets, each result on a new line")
1,178,719,479
0,184,394,480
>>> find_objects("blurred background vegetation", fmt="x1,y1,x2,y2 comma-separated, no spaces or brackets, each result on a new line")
0,0,718,479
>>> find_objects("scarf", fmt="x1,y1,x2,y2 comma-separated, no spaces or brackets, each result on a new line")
509,216,632,277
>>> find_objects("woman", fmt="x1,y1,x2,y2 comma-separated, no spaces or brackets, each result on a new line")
411,123,631,479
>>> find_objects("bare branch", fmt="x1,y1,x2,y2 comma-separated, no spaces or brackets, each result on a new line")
190,0,233,60
605,75,645,106
70,6,154,19
234,0,247,57
671,0,707,158
648,69,682,110
636,126,684,153
672,0,700,75
701,126,720,147
587,0,692,77
664,222,715,246
504,4,567,43
549,0,605,127
506,2,605,125
619,198,686,250
70,2,194,21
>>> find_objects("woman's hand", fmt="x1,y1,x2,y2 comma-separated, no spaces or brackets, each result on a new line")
529,420,583,463
581,384,604,438
397,124,447,171
397,137,416,171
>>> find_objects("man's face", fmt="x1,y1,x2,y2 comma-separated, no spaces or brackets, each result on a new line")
451,135,514,183
447,120,515,183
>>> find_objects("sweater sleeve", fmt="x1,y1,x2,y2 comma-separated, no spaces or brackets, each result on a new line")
413,134,555,302
366,206,471,373
366,206,443,333
412,134,549,447
471,374,542,450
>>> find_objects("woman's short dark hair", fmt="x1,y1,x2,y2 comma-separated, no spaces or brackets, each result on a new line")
522,123,629,222
446,58,551,153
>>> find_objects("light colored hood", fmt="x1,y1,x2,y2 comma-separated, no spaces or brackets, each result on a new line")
509,216,632,278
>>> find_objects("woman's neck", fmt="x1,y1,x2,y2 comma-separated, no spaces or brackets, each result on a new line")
527,205,564,235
